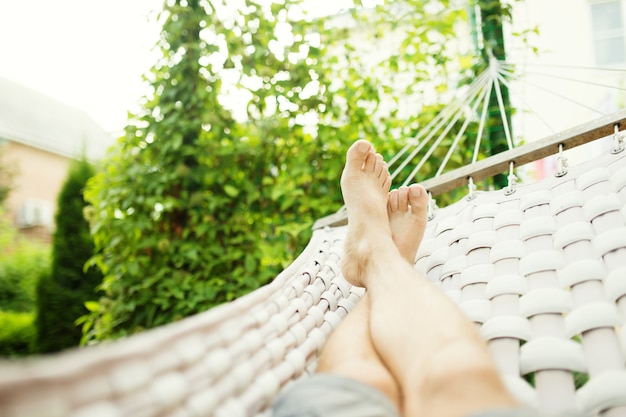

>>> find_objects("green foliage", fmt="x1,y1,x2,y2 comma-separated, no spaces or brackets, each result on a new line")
85,0,343,340
0,221,50,312
35,159,101,353
0,311,35,357
337,1,491,201
83,0,477,341
0,210,45,357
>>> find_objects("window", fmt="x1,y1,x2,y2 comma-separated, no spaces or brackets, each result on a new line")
590,1,626,65
18,199,54,228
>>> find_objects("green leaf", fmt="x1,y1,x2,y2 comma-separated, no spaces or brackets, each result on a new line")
224,185,240,198
84,301,100,313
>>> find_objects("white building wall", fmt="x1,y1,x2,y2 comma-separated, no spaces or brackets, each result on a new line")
507,0,626,174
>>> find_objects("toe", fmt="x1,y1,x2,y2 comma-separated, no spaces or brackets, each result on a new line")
382,175,392,191
408,184,428,214
378,161,388,179
345,140,373,173
388,189,399,212
398,186,409,212
363,152,377,173
373,154,384,177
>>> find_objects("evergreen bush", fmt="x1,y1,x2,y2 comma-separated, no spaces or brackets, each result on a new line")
35,159,101,353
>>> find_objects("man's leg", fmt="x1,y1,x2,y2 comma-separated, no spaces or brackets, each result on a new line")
273,149,398,416
340,140,517,417
316,183,429,411
316,153,396,409
316,294,400,409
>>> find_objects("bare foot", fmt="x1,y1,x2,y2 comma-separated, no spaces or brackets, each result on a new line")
388,184,428,264
340,140,393,287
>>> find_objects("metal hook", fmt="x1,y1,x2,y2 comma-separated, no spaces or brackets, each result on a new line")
555,144,568,177
466,177,477,201
504,161,517,195
611,124,624,154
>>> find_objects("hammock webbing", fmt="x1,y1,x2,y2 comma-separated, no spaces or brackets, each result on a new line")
1,144,626,417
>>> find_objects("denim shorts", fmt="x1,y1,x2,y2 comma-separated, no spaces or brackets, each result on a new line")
272,374,547,417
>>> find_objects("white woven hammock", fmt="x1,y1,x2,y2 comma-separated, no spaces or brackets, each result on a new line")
1,62,626,417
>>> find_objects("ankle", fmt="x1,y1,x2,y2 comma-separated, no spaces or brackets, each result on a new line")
341,230,394,288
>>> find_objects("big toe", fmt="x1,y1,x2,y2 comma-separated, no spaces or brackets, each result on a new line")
408,184,428,216
345,139,374,173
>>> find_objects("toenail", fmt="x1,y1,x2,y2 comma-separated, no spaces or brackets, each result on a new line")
410,186,422,197
357,141,370,152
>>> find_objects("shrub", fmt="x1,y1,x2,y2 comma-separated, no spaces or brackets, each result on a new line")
35,159,101,353
82,0,471,341
0,234,50,312
0,311,35,357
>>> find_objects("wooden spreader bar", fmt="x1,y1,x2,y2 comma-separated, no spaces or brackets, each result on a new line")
313,109,626,230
